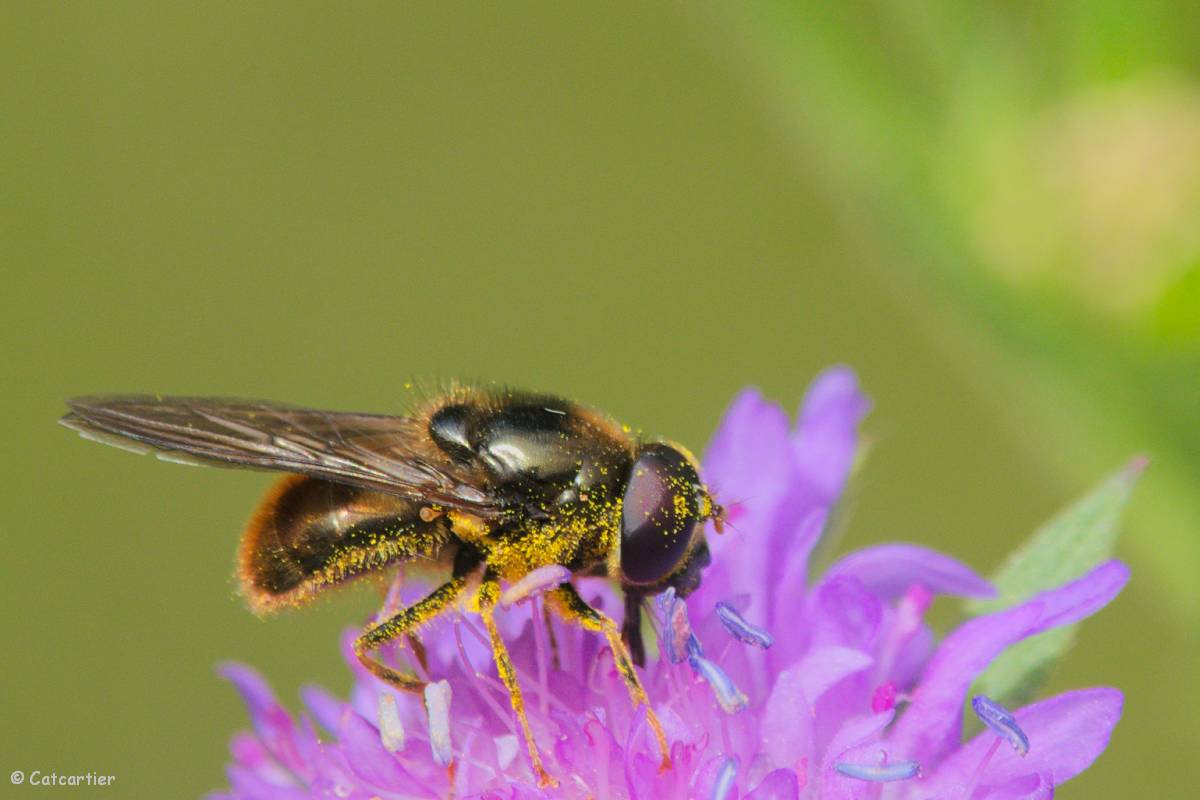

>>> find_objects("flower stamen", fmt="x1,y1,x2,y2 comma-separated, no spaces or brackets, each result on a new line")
711,757,738,800
657,587,701,664
971,695,1029,756
834,759,920,782
499,565,570,609
424,680,454,767
715,601,774,649
378,692,406,753
688,652,748,714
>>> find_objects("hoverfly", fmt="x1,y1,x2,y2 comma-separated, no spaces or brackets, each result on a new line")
61,388,722,786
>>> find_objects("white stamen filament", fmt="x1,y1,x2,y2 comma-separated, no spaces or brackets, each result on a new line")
499,565,570,609
423,680,454,767
377,693,406,753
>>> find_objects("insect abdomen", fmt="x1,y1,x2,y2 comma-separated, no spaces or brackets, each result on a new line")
239,475,450,613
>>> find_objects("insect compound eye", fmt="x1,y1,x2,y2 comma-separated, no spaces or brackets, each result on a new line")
620,444,701,585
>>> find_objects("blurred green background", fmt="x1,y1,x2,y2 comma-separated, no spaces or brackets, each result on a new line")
4,2,1197,797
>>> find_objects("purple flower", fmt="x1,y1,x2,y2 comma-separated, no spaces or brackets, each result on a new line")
210,367,1127,799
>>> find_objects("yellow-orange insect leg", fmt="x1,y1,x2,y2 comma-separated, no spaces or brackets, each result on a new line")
547,583,671,770
354,577,465,692
477,575,557,788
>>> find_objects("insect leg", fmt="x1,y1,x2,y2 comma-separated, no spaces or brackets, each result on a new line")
406,634,430,675
477,573,557,788
547,582,671,770
355,577,466,692
622,591,647,667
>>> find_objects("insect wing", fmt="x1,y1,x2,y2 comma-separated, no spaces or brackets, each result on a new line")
61,395,498,514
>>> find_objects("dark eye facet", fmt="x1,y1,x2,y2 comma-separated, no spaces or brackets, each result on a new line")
620,444,701,585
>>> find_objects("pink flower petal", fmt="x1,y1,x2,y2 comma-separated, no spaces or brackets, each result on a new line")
887,623,934,689
791,365,871,507
225,764,309,799
771,367,871,595
698,370,868,633
218,663,311,781
300,683,346,735
886,561,1129,764
760,667,815,768
218,662,279,718
821,544,994,601
745,768,801,800
799,646,876,702
912,688,1122,798
554,715,622,796
807,575,882,651
700,387,797,604
994,772,1055,800
761,647,873,768
229,731,271,770
767,509,830,653
337,708,428,794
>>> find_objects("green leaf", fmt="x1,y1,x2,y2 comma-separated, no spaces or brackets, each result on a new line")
967,457,1145,705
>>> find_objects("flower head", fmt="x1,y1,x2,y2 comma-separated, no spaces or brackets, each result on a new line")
211,367,1126,799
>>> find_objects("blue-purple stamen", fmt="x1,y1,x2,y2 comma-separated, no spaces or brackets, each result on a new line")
711,757,738,800
714,601,774,649
689,653,748,714
655,587,674,612
657,587,702,664
834,760,920,782
972,695,1030,756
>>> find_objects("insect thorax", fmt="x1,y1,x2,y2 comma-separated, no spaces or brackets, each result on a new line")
454,492,622,583
429,393,634,581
